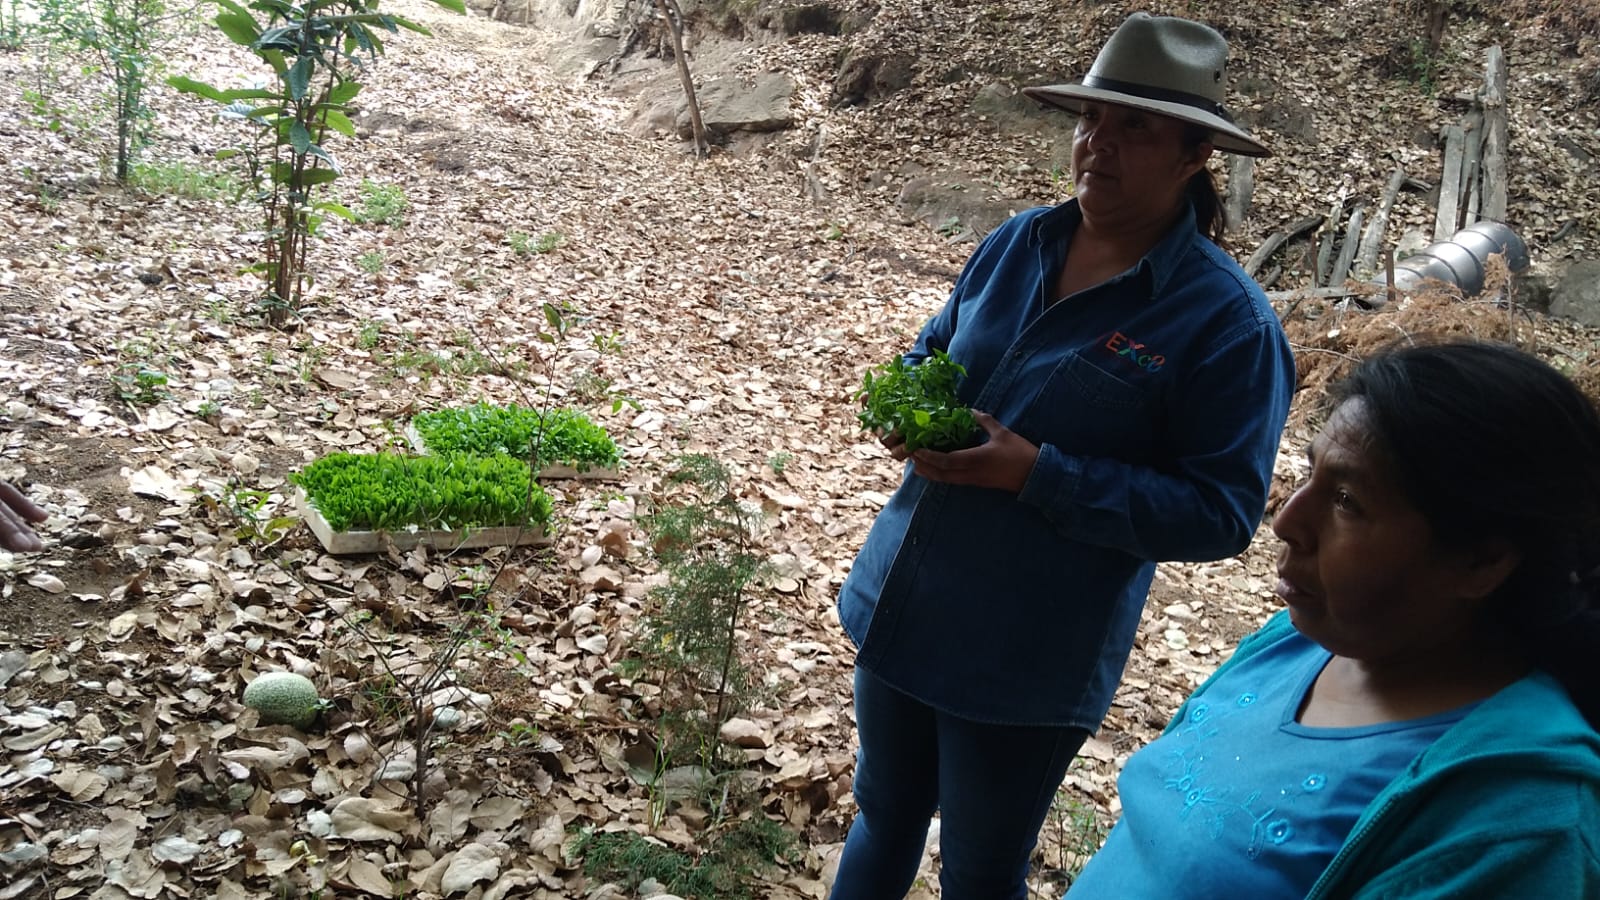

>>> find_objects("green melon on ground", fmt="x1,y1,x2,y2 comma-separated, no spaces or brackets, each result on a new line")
243,671,321,729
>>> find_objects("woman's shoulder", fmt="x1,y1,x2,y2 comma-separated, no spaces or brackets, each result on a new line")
1426,672,1600,771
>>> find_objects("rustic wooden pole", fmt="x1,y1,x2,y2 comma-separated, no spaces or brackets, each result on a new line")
1315,199,1342,286
1481,45,1509,222
1385,248,1397,306
1332,206,1365,286
1436,123,1465,240
1460,110,1484,228
1357,168,1422,277
1223,154,1255,233
1244,215,1322,278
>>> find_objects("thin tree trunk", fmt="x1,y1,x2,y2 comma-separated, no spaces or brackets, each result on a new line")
654,0,707,158
1424,0,1448,55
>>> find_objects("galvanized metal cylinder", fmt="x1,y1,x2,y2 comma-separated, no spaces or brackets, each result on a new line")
1381,221,1529,296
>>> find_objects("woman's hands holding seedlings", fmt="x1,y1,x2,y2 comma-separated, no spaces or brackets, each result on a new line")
856,351,1038,494
905,411,1039,494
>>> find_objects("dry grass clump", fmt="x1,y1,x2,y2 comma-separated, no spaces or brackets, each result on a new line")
1279,257,1599,429
1264,258,1600,515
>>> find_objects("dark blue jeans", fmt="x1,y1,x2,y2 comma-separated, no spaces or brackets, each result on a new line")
829,666,1091,900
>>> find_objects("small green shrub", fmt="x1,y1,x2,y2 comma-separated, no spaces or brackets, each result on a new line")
412,403,620,471
290,452,551,533
385,346,518,379
855,349,978,452
0,0,26,50
508,229,562,255
354,179,407,225
1033,790,1109,892
357,251,384,274
1404,37,1443,95
129,159,240,200
572,815,795,900
767,451,792,475
636,455,768,764
111,363,170,406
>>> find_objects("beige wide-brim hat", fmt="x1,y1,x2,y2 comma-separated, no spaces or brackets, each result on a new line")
1023,12,1269,158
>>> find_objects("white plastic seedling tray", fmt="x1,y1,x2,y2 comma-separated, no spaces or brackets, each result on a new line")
295,491,549,555
403,424,620,481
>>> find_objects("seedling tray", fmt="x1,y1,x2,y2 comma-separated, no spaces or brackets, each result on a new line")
296,490,549,555
403,424,620,481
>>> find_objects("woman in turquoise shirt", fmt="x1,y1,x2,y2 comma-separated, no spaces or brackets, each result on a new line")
1069,339,1600,898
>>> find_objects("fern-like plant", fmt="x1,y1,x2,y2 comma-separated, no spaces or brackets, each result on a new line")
635,455,768,764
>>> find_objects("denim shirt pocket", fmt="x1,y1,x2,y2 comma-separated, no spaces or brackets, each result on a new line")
1060,352,1149,409
1017,351,1154,451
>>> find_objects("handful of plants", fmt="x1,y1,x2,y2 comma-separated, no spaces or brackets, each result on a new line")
855,349,978,453
290,452,552,533
412,403,620,472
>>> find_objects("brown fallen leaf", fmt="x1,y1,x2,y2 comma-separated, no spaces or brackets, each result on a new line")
330,797,413,843
440,842,502,894
49,765,110,802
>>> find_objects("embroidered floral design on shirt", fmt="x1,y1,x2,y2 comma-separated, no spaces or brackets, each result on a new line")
1159,695,1300,858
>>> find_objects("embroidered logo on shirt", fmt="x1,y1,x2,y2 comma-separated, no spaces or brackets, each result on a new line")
1104,331,1166,372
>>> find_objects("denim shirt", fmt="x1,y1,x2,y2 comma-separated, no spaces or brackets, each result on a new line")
838,199,1295,728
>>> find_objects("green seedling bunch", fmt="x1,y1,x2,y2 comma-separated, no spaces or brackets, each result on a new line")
856,349,978,452
413,403,620,471
290,452,551,533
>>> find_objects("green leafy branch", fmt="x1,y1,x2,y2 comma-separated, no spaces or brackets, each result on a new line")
855,348,978,452
167,0,464,325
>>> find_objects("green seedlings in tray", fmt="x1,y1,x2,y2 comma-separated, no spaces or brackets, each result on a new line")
412,403,621,472
289,452,552,533
855,349,978,453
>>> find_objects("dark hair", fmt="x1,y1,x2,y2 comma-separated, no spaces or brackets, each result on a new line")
1331,338,1600,726
1181,123,1227,247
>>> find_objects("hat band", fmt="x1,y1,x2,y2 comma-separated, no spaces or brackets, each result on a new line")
1079,74,1235,124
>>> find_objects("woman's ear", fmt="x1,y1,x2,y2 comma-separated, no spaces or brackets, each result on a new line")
1455,538,1522,601
1181,141,1215,180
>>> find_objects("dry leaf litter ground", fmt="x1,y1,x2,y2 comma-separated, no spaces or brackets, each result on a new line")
1,0,1598,898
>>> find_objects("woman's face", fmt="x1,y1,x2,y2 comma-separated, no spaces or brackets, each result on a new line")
1272,399,1513,664
1071,100,1211,226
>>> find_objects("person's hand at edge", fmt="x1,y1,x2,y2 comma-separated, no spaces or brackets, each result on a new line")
910,411,1039,494
0,480,48,553
880,430,910,461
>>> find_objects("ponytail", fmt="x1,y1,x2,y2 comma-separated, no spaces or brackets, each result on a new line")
1181,123,1228,248
1512,564,1600,729
1188,169,1227,248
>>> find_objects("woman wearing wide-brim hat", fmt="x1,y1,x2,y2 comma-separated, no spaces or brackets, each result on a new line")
830,13,1294,900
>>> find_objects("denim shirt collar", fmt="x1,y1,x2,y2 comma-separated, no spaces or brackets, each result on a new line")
1024,198,1200,302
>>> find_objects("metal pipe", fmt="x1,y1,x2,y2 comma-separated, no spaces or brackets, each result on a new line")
1377,221,1529,296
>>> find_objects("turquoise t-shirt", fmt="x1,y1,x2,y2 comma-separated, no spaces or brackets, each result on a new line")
1067,631,1473,899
